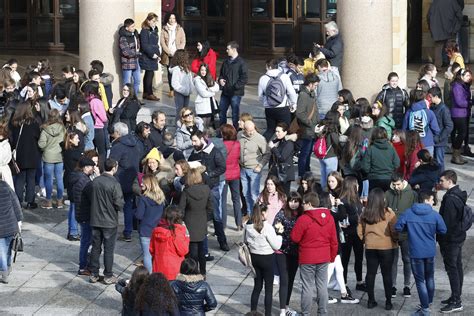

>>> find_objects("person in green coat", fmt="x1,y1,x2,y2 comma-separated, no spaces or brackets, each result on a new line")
372,100,396,140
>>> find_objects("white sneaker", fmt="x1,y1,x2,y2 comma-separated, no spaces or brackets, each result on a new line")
273,275,280,285
64,200,70,206
328,296,338,304
285,308,298,316
36,188,46,197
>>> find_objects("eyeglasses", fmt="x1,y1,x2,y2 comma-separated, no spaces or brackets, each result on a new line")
182,112,193,118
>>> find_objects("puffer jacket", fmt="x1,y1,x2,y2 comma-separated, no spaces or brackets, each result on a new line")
409,163,441,191
0,180,23,238
223,140,240,180
118,26,140,70
175,117,204,159
193,76,219,115
375,84,409,129
171,274,217,316
38,123,66,163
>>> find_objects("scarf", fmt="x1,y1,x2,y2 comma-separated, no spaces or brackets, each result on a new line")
167,23,177,55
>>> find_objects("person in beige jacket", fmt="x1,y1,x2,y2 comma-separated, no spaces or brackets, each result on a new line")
160,12,186,97
357,187,398,311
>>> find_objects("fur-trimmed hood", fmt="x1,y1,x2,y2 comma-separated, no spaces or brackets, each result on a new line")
176,273,204,283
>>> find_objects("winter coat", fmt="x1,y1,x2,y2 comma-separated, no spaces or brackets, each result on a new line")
317,70,343,115
257,69,298,108
171,274,217,316
319,33,344,68
450,81,471,118
109,97,140,134
268,138,296,181
403,100,440,148
361,139,400,180
376,84,410,129
238,131,270,169
427,0,463,41
139,26,160,71
375,115,396,140
90,173,125,228
244,220,282,255
160,24,186,66
178,184,213,242
171,66,194,96
338,199,362,238
437,185,468,244
191,48,218,80
188,142,225,188
135,196,164,238
38,123,65,163
175,118,204,159
290,208,338,265
430,102,454,146
0,139,13,190
273,210,299,256
395,203,447,258
218,56,248,97
109,134,144,194
392,141,406,175
295,86,319,139
89,97,108,129
150,222,189,280
119,26,141,70
149,124,167,149
0,180,22,238
193,76,219,116
114,279,140,316
71,171,92,222
223,140,240,181
405,143,424,181
9,120,40,170
385,181,418,241
357,208,398,250
409,163,442,191
62,145,83,195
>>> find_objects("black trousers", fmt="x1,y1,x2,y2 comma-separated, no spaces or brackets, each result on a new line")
368,179,391,192
440,242,464,302
341,233,364,283
451,117,468,150
89,226,117,277
365,249,394,303
275,253,299,308
143,70,154,95
15,168,36,203
189,241,206,275
93,128,107,170
263,107,291,141
250,253,274,316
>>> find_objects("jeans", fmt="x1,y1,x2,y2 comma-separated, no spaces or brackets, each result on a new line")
79,222,92,270
140,236,152,272
392,239,411,288
319,157,338,189
365,249,394,303
219,95,242,129
340,232,364,283
440,242,464,302
240,168,262,215
143,70,154,96
68,203,79,236
15,168,36,203
411,257,435,309
298,138,314,177
224,179,242,227
174,91,190,120
250,253,274,316
451,117,468,150
300,263,328,316
0,235,14,272
189,241,206,275
123,193,134,238
263,107,291,141
89,226,117,277
434,146,446,172
217,180,228,228
122,63,141,94
210,184,227,246
43,162,64,200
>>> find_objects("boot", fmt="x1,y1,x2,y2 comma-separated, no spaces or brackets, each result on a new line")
168,90,174,98
1,270,9,284
462,145,474,157
451,149,467,165
41,199,53,209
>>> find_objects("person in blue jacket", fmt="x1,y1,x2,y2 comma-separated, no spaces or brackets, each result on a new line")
402,89,440,156
395,190,447,316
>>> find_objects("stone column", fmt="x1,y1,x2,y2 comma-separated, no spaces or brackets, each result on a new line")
338,0,393,100
79,0,134,103
392,0,408,89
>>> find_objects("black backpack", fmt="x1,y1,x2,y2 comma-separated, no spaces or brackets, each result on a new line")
449,193,473,232
265,73,286,107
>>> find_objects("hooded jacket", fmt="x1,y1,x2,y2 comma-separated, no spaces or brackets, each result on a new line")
218,55,248,97
295,86,319,139
38,123,66,163
357,208,398,250
430,102,453,146
150,223,189,280
171,66,194,96
361,139,400,180
178,184,213,242
118,26,140,70
245,220,282,255
170,274,217,316
376,115,396,140
438,185,468,244
375,84,409,129
188,141,226,188
402,100,440,148
290,208,338,265
316,70,343,115
385,181,418,241
257,69,298,108
395,203,447,258
193,76,219,115
135,195,164,238
109,134,144,194
409,163,442,191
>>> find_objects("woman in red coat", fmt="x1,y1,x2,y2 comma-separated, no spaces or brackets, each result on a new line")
191,40,218,80
150,205,190,280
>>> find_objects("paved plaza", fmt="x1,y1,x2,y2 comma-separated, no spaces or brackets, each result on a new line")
0,54,474,315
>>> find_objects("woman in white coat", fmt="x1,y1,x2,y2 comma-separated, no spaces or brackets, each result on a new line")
193,63,220,128
0,123,14,190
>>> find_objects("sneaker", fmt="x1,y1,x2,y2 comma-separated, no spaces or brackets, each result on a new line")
328,296,338,304
119,235,132,242
41,200,53,209
89,275,100,283
56,199,64,209
204,253,214,262
441,297,453,305
133,259,144,266
78,269,91,276
391,287,397,298
412,307,431,316
341,294,359,304
345,286,353,297
64,200,70,206
385,301,393,311
403,286,411,298
440,302,463,313
273,275,280,285
36,188,46,197
102,275,118,285
367,301,378,309
285,308,297,316
67,234,81,241
25,202,38,209
356,282,367,292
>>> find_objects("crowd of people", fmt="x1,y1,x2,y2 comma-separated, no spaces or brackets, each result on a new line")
0,11,472,316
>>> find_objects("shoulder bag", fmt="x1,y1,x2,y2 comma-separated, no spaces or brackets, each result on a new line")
9,123,24,175
237,227,256,277
288,102,316,137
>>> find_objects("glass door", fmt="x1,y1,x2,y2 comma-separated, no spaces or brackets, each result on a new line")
6,0,31,47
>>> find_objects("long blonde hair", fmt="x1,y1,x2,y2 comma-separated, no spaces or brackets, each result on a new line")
142,174,165,204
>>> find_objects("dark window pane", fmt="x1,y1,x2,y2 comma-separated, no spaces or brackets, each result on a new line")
9,0,27,14
60,19,78,49
301,0,320,18
183,21,202,45
300,23,321,51
184,0,201,16
208,0,225,17
59,0,77,16
0,0,4,15
34,18,54,43
250,23,271,48
251,0,269,18
327,0,337,18
9,19,28,42
207,22,225,46
38,0,54,15
0,19,4,42
275,24,293,47
274,0,293,18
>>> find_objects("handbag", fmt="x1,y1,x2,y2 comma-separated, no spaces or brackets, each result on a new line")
275,162,291,183
9,123,24,176
288,102,317,136
11,233,24,263
237,228,256,278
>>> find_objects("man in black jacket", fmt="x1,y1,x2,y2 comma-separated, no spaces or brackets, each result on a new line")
89,159,124,285
437,170,468,313
149,110,167,149
189,131,229,251
218,41,248,129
